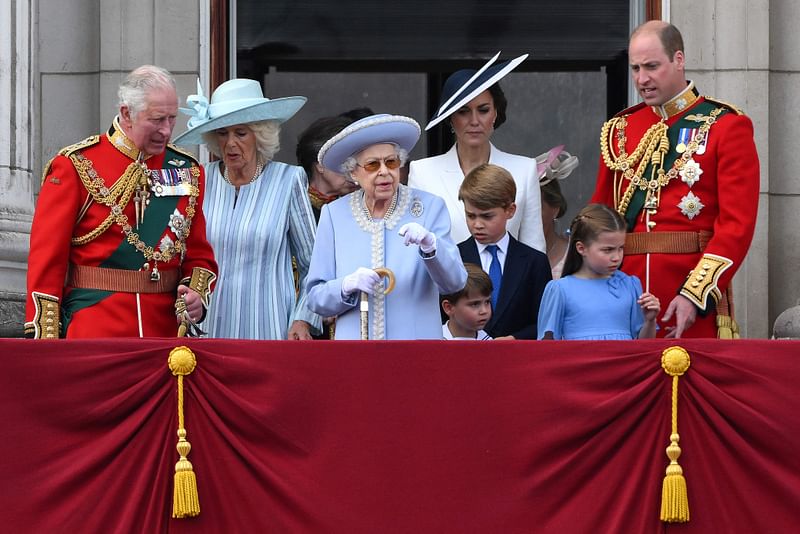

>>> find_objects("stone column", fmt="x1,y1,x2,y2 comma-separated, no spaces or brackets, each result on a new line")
0,0,36,336
768,0,800,333
672,0,771,338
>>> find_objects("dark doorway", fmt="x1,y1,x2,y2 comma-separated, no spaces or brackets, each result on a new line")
232,0,631,221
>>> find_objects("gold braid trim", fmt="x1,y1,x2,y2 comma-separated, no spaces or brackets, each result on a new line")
69,154,141,246
68,154,199,262
23,292,61,339
166,143,201,163
600,108,725,216
184,267,217,308
703,96,744,116
679,253,732,310
40,135,101,186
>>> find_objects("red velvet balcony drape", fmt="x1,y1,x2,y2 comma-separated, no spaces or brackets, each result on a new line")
1,339,798,533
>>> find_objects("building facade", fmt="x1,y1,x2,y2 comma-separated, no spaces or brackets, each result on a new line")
1,0,794,337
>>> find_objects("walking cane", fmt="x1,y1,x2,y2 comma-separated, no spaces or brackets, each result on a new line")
360,267,396,340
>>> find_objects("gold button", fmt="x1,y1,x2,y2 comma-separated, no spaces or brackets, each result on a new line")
703,263,711,269
691,282,700,287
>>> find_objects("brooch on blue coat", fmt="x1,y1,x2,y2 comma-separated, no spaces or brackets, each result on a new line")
410,197,424,217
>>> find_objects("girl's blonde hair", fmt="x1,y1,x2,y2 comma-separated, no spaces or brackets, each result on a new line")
562,203,626,276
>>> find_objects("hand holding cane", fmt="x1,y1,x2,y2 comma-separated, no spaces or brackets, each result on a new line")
360,268,396,340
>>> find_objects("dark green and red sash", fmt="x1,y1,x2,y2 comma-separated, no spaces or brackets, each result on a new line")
61,147,192,334
624,101,728,230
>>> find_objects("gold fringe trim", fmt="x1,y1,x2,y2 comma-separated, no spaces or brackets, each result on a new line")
169,346,200,518
660,347,691,523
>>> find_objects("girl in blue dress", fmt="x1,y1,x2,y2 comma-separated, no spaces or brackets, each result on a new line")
537,204,660,340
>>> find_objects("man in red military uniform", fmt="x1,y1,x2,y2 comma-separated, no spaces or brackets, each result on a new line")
592,21,759,338
25,65,217,338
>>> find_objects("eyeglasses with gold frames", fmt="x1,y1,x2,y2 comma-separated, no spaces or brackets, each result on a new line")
356,156,402,172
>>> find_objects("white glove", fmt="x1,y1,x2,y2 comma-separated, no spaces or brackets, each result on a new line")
341,267,381,297
398,222,437,254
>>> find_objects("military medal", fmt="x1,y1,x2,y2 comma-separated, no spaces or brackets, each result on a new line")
696,130,709,155
679,158,703,187
150,263,161,281
676,127,695,154
678,191,704,220
150,168,193,196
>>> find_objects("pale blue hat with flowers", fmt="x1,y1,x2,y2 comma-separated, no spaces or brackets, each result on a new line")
173,78,306,145
317,114,421,173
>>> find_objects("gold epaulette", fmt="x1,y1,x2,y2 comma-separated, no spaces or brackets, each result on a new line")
612,102,648,118
59,135,101,157
167,143,201,165
703,96,744,116
41,135,101,185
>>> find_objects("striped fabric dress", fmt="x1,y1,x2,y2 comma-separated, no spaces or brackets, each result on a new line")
203,160,321,339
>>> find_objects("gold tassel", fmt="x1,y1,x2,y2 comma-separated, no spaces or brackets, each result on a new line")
169,346,200,518
660,346,691,523
716,315,734,339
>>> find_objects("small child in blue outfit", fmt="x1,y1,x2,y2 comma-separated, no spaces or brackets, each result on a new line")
538,203,660,340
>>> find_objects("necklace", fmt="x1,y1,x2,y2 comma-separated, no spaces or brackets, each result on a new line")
223,161,263,186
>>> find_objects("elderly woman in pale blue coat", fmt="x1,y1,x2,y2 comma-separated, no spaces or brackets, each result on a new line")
305,114,467,339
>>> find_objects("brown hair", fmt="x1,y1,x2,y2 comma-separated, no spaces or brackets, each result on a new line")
459,163,516,210
540,179,567,219
562,203,627,277
441,263,493,305
632,21,684,61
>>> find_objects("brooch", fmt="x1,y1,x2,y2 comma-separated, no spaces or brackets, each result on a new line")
679,158,703,188
678,192,704,220
410,197,424,217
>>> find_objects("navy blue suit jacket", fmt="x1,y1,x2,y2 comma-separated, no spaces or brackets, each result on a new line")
458,236,551,339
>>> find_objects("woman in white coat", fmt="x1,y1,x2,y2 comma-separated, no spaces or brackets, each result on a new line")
408,53,546,252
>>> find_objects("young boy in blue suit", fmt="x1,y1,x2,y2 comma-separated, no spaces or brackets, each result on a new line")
457,164,551,339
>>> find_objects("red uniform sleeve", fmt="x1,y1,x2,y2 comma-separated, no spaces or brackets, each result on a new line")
679,112,759,307
591,155,616,208
25,156,85,325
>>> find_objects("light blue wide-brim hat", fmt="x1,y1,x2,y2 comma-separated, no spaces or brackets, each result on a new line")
173,78,306,145
425,52,528,131
318,114,421,173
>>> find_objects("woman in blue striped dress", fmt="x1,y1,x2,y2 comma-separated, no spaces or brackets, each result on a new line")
174,79,321,339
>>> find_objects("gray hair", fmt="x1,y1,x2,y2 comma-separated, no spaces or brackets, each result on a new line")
118,65,177,119
341,144,409,181
201,119,282,163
